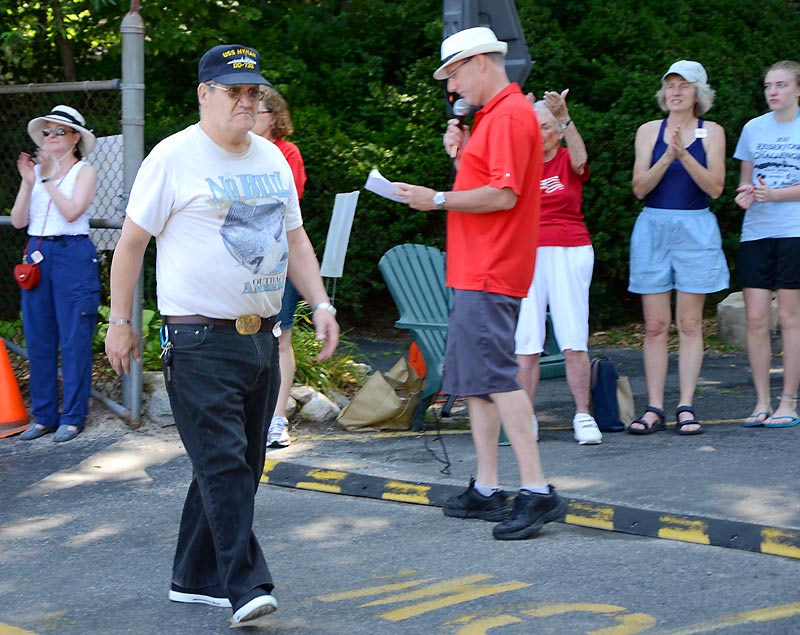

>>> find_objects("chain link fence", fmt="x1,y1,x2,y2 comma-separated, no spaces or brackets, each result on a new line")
0,82,134,418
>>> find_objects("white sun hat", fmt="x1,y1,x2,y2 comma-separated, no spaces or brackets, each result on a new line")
433,27,508,80
27,105,97,156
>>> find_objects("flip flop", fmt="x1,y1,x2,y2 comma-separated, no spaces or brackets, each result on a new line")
743,411,771,427
765,414,800,428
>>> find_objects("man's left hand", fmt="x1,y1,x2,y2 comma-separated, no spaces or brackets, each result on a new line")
392,182,437,210
312,310,340,360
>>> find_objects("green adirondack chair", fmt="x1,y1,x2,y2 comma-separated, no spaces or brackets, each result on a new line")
379,243,565,431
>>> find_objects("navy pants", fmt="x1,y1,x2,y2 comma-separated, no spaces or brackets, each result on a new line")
20,235,100,430
165,323,280,611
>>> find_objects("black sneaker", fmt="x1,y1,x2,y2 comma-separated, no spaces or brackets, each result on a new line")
443,479,511,521
168,582,231,608
492,486,567,540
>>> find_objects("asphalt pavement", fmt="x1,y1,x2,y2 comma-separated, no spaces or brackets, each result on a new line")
2,341,800,634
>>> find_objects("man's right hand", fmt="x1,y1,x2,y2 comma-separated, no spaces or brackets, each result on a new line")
105,324,141,376
443,118,468,157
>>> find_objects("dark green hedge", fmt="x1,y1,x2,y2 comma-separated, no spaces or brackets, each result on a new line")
5,0,799,327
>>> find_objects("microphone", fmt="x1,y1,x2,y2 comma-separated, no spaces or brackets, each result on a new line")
450,98,470,158
453,98,470,124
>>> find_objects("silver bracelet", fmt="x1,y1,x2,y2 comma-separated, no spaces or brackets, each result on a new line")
108,319,132,325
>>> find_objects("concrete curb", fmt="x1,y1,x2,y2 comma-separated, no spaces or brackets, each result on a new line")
262,459,800,561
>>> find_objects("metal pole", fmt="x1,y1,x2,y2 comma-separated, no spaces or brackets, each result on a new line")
120,2,145,428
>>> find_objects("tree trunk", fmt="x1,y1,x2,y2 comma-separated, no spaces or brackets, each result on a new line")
51,0,77,82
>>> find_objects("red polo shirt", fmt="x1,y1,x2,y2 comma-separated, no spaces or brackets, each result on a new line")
446,83,542,297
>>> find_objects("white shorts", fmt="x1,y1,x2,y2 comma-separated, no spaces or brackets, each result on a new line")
515,245,594,354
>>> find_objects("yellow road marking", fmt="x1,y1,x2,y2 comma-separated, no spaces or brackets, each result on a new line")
381,481,431,504
453,615,523,633
761,528,800,559
0,623,38,635
566,502,615,530
260,458,280,483
646,602,800,634
360,574,493,607
316,578,436,602
524,603,625,617
378,581,531,621
295,468,347,493
657,515,710,545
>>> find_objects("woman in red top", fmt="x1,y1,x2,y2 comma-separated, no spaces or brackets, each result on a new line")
252,87,307,449
515,90,602,445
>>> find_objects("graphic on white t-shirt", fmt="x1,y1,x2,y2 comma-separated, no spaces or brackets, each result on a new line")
219,199,287,275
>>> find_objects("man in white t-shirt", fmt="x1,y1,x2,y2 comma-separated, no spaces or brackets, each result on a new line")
104,43,339,626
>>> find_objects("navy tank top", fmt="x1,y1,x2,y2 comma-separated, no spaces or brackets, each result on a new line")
644,118,709,210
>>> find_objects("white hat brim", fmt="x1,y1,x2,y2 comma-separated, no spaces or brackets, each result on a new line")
27,115,97,156
433,41,508,80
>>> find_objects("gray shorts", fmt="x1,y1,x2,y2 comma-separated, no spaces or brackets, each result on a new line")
441,289,522,399
628,207,729,294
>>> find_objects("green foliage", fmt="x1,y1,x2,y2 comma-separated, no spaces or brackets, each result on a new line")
291,302,367,396
4,0,800,328
0,315,22,343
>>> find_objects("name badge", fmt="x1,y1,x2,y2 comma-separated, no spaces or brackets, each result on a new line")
694,128,707,139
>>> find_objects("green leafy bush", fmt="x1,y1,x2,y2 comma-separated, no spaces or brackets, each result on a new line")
291,302,367,396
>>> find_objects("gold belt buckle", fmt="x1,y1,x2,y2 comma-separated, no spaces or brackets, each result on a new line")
235,314,261,335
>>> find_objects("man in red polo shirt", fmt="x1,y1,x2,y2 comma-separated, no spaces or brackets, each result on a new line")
394,26,566,541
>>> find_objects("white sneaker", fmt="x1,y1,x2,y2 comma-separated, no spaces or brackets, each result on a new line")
230,594,277,624
532,414,539,441
573,413,602,445
267,416,291,448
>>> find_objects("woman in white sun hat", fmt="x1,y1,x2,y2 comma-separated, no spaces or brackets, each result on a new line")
10,104,100,443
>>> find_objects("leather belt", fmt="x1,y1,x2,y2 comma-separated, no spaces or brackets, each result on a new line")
32,235,89,242
164,314,277,335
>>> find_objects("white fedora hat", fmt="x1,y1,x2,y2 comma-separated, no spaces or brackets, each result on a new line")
433,27,508,80
27,105,97,156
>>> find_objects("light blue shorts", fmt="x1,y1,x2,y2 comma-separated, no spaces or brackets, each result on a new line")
628,207,730,294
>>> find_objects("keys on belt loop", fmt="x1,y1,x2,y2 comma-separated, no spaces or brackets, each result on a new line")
159,324,173,381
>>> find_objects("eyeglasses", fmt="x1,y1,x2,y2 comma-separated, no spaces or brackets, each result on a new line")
206,82,266,102
445,57,472,81
42,127,74,137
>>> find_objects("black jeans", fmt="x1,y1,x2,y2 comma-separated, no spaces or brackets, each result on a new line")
164,323,279,609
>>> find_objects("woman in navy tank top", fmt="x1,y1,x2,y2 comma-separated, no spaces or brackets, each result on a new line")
628,60,729,436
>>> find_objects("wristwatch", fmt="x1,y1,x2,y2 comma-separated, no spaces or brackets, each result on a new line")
313,302,337,317
556,119,573,133
433,191,446,209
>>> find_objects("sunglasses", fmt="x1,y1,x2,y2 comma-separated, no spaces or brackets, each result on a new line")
206,82,267,102
42,127,74,137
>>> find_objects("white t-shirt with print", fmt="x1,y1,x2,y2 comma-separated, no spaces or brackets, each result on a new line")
125,123,302,318
734,111,800,241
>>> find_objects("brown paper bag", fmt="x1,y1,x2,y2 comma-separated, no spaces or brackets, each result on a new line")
338,357,423,431
617,376,635,428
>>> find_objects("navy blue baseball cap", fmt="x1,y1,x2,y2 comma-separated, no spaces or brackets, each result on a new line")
198,44,272,85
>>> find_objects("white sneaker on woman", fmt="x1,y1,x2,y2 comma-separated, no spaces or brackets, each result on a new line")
267,416,290,448
573,413,602,445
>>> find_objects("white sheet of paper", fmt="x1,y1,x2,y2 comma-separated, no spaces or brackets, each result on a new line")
364,168,404,203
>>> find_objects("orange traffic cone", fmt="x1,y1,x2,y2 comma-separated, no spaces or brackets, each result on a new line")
0,338,30,438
